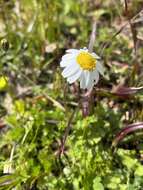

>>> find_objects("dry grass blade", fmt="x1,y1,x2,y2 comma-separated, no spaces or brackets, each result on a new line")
57,109,77,156
100,7,143,57
88,22,97,53
112,85,143,96
8,63,65,112
124,0,137,54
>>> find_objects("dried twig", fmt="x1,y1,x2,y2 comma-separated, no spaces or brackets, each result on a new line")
57,109,77,156
112,122,143,148
124,0,128,15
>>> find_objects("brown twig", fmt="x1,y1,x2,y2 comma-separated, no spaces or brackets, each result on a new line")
112,122,143,148
124,0,128,15
57,109,77,156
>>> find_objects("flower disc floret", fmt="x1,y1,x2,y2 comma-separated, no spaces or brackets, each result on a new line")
76,52,96,71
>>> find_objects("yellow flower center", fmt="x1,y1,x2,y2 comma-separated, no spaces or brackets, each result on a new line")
76,52,96,71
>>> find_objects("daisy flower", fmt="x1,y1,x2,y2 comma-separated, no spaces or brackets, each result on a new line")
60,47,104,90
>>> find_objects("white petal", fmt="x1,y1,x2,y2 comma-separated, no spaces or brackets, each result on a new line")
60,58,76,67
80,48,88,53
61,54,75,62
67,69,82,84
79,72,86,89
96,62,105,76
62,62,79,78
80,47,88,50
80,71,95,90
92,52,100,59
66,49,79,54
85,71,90,87
60,60,66,67
60,59,71,67
60,51,79,67
87,81,94,90
86,72,94,90
93,70,99,84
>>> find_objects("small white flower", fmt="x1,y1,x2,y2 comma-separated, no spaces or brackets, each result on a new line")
60,47,104,90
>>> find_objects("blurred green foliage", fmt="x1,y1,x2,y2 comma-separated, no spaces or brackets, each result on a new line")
0,0,143,189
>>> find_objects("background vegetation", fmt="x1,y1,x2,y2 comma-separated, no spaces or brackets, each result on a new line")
0,0,143,189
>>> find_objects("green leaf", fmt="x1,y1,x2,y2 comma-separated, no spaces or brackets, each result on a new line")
0,175,19,189
135,165,143,176
122,156,137,170
0,76,8,90
93,177,104,190
14,100,25,114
